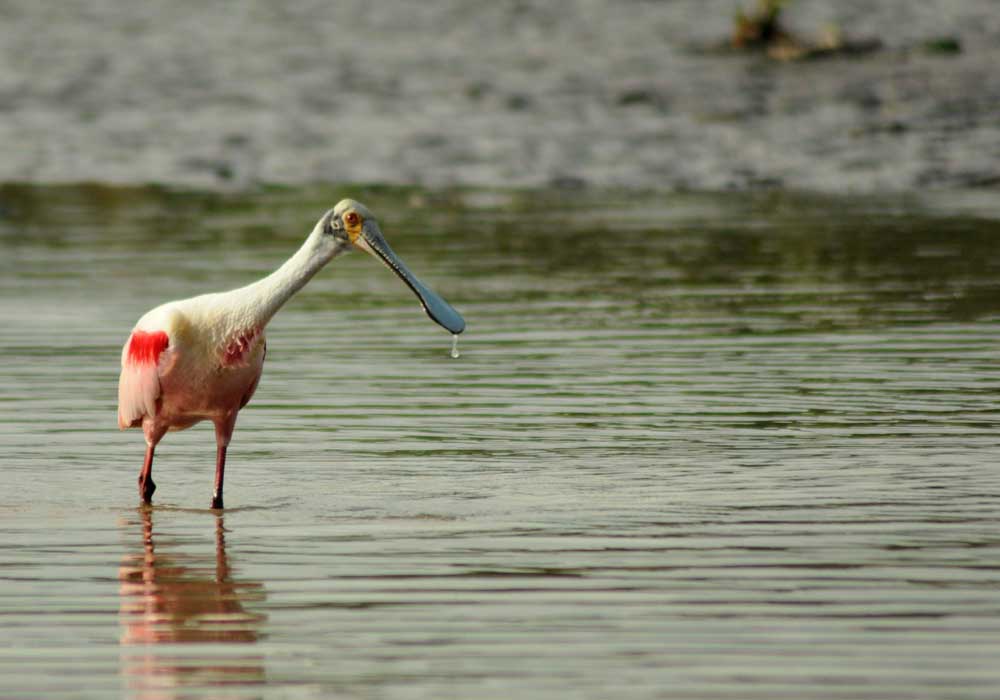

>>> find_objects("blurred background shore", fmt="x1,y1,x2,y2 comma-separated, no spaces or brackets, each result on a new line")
1,0,997,192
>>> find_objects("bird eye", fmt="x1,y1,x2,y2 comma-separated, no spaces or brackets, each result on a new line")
345,212,360,226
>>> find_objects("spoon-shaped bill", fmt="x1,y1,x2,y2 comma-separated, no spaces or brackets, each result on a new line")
359,222,466,334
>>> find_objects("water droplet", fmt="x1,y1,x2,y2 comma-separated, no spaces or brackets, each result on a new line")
450,334,460,359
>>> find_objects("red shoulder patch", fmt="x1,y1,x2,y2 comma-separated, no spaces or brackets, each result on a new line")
126,330,169,365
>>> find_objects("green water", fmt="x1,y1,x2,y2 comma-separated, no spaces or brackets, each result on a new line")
1,184,1000,699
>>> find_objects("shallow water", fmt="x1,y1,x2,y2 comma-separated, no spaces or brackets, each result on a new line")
2,185,1000,698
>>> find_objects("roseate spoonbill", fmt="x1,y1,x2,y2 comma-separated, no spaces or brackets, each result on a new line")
117,199,465,509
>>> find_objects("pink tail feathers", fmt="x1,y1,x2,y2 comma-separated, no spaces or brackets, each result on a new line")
118,331,169,429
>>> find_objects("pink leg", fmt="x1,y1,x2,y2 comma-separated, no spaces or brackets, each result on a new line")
138,443,157,504
211,413,238,510
138,424,167,505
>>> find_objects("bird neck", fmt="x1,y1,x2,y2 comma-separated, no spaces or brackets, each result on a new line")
239,228,338,327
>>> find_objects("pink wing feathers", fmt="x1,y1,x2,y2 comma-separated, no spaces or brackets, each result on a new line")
118,330,170,429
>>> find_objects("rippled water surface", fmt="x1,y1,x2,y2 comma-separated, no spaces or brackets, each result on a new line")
2,185,1000,699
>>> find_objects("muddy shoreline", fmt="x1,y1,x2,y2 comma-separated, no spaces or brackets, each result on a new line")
1,1,997,192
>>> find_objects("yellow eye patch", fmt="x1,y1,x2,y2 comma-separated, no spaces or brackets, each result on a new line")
343,210,363,242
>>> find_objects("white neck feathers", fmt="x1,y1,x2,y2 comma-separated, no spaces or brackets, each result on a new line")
227,226,338,329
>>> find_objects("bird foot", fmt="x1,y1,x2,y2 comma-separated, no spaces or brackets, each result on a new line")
210,494,224,510
138,476,156,504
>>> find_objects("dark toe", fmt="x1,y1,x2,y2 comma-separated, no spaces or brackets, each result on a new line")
139,477,156,504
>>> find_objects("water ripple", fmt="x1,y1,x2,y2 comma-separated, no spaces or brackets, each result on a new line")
1,187,1000,698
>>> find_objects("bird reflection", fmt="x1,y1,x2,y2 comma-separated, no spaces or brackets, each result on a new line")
119,507,266,696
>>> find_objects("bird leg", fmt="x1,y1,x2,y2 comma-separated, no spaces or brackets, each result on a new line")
211,443,227,510
211,414,238,510
138,442,157,504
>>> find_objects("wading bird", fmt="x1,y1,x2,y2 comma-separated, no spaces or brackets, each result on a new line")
117,199,464,509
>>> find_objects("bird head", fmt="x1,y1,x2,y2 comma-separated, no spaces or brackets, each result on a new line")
321,199,465,335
